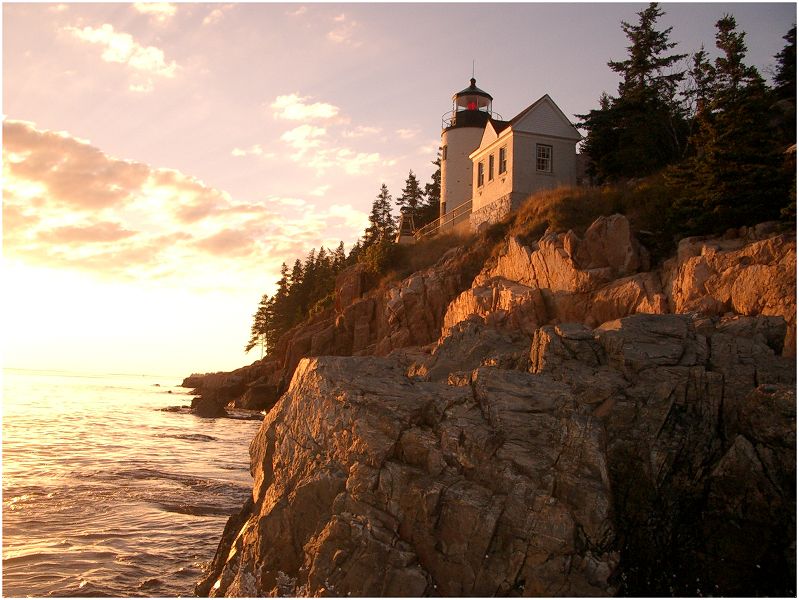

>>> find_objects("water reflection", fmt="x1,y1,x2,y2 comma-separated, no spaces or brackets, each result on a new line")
2,369,261,597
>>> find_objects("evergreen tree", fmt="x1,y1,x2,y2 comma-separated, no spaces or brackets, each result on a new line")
712,15,764,102
684,46,716,119
578,3,688,181
333,241,346,270
608,3,687,98
364,184,395,247
578,93,622,181
773,26,796,102
668,15,790,233
245,241,356,357
772,25,797,147
245,294,272,355
417,155,442,228
395,170,425,220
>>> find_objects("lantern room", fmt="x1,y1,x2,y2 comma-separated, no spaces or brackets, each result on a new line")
442,78,498,130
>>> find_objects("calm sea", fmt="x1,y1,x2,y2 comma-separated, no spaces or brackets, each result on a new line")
2,369,262,597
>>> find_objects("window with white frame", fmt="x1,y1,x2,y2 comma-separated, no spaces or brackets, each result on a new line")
488,154,495,181
499,146,507,174
477,161,485,187
536,144,553,173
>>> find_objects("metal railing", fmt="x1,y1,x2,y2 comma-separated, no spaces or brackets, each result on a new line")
414,201,473,240
441,109,503,130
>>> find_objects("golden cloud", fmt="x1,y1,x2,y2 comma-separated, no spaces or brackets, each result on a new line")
271,94,340,121
2,120,369,287
64,23,178,92
38,221,138,244
133,3,177,23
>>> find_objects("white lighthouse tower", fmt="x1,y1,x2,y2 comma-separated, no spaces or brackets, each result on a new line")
440,78,498,220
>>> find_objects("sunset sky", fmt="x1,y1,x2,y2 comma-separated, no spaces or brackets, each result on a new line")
3,2,795,377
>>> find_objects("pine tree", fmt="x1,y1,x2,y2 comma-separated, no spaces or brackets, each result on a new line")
772,25,797,147
269,263,293,347
333,241,346,270
364,184,395,247
684,47,716,119
608,3,687,98
417,155,442,228
245,294,272,355
396,170,425,219
578,3,687,181
774,26,796,102
578,93,622,181
668,15,790,233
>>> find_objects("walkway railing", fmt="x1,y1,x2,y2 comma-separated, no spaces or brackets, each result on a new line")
414,201,473,240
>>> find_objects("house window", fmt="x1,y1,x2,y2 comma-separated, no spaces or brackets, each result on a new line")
488,154,495,181
499,146,507,174
442,145,447,161
477,161,485,187
536,144,553,173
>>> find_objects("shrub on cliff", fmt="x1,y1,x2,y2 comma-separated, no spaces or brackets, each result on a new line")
508,178,674,261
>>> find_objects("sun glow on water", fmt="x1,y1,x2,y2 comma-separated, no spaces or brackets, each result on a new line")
2,369,262,596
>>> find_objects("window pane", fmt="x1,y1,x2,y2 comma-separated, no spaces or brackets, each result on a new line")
536,144,552,173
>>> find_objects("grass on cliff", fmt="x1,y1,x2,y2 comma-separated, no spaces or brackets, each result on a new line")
360,176,678,291
360,231,479,290
504,175,676,262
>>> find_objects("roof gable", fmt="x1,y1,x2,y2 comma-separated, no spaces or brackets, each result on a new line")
510,95,581,140
477,118,510,149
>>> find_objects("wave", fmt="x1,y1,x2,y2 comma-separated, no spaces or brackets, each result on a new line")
154,433,218,442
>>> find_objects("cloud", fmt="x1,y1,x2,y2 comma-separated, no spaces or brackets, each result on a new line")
342,125,381,139
194,228,257,257
326,203,370,231
270,93,340,121
276,124,383,176
287,6,307,17
281,124,327,155
133,3,177,24
129,81,154,93
268,196,308,207
4,119,150,210
231,144,275,159
64,23,178,92
334,149,381,175
38,221,138,244
327,14,361,47
396,128,420,140
48,4,69,12
2,120,369,288
309,185,331,197
202,4,233,26
417,140,442,156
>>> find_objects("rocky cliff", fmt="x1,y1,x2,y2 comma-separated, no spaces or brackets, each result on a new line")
194,216,795,596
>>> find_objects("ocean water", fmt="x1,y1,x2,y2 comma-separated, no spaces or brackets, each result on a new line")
2,369,262,597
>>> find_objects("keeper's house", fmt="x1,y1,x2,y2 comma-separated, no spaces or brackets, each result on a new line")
434,78,581,235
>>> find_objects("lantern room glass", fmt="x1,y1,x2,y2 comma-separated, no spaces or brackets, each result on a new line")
454,94,492,113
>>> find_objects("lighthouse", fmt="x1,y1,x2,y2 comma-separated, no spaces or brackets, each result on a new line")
439,78,498,220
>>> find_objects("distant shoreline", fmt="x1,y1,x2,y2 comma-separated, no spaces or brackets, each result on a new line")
3,367,184,380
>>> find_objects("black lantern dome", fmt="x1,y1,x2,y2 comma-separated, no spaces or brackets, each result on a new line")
442,78,501,130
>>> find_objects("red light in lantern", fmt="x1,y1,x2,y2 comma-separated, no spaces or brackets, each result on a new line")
467,101,477,110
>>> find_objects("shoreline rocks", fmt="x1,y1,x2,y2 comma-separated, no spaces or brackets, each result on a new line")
198,311,795,597
191,215,795,597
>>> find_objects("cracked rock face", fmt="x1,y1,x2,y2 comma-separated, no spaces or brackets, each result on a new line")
185,216,794,416
198,312,795,597
198,352,620,597
193,216,795,597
